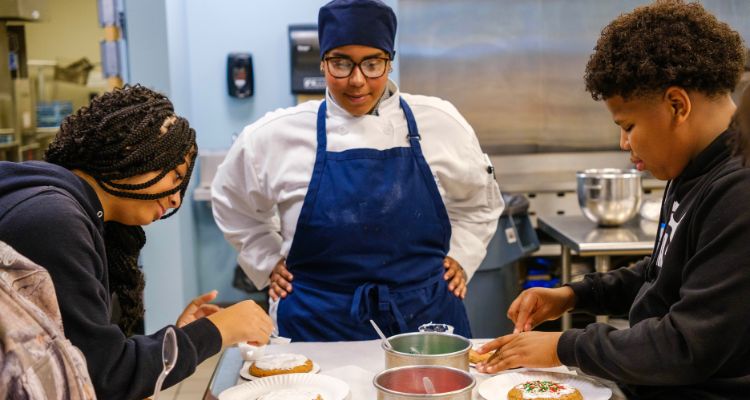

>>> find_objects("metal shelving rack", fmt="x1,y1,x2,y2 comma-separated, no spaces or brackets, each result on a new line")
0,0,46,162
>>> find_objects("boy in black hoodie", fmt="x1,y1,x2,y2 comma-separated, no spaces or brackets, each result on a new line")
476,1,750,399
0,85,273,400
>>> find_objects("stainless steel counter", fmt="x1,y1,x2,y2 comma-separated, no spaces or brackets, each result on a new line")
538,215,657,255
537,214,658,329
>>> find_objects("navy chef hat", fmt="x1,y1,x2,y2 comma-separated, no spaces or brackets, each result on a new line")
318,0,397,59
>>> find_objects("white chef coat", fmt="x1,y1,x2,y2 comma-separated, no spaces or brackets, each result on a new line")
211,80,504,290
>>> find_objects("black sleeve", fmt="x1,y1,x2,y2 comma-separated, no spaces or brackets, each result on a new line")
566,257,648,316
557,174,750,386
0,192,222,400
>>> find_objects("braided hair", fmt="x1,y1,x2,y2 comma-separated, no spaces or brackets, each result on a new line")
45,84,197,336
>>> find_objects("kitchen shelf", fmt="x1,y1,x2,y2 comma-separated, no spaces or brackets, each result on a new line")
0,141,19,149
19,142,40,152
36,126,59,135
530,243,562,257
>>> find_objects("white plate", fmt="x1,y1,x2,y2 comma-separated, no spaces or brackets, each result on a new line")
219,373,350,400
478,370,612,400
240,360,321,381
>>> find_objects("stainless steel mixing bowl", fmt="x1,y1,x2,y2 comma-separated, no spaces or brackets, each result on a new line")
383,332,471,371
576,168,643,226
373,365,475,399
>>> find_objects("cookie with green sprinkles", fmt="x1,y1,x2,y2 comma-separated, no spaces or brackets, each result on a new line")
507,379,583,400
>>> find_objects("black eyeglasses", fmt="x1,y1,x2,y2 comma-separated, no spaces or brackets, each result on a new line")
323,56,391,79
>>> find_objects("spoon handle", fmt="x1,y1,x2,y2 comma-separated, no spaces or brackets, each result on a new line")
153,327,178,399
369,319,393,349
423,376,436,394
152,371,167,400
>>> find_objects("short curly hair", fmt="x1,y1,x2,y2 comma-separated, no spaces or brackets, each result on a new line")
584,0,746,101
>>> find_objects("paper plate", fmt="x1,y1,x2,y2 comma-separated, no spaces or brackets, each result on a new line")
239,361,321,381
478,370,612,400
219,373,349,400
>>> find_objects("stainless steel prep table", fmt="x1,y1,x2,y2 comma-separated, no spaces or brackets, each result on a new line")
537,214,658,330
203,340,627,399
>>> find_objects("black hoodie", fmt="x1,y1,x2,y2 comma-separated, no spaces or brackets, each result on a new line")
558,131,750,399
0,161,221,400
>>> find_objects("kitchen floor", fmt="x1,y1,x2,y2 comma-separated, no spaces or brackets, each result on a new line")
157,350,222,399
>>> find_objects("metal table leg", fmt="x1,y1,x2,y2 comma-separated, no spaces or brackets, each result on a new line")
594,255,611,324
561,245,572,331
594,255,611,273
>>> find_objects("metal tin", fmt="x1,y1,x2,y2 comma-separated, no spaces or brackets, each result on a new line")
383,332,471,371
373,365,475,400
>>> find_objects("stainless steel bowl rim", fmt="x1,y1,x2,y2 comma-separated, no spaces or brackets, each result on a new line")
372,365,476,396
576,168,642,179
382,332,472,357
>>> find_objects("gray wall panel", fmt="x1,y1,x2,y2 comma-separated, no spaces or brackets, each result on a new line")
399,0,750,154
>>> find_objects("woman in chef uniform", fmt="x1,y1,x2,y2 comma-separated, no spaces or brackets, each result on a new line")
211,0,503,341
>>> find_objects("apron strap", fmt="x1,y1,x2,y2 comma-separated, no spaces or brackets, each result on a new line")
298,101,331,225
398,97,452,245
399,97,421,141
316,100,328,151
350,283,409,333
349,273,444,334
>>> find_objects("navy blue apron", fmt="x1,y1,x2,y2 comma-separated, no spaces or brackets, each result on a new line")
278,98,472,341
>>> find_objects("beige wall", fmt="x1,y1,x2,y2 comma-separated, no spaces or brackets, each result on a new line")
13,0,105,110
22,0,100,65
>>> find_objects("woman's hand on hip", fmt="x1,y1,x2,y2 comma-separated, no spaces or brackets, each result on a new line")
207,300,273,347
269,257,293,301
443,256,467,299
507,286,576,333
475,331,562,373
176,290,222,328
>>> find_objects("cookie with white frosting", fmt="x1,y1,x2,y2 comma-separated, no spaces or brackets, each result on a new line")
249,353,314,378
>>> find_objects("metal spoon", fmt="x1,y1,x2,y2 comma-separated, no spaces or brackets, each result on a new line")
369,319,393,350
153,326,178,400
422,376,436,394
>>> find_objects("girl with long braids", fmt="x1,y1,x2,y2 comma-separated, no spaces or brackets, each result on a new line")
0,84,273,400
